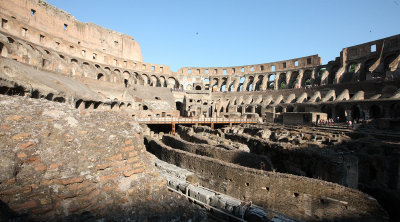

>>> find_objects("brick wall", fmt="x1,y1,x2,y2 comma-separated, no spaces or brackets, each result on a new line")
0,95,167,220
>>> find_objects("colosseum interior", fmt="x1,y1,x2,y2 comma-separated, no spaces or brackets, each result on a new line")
0,0,399,221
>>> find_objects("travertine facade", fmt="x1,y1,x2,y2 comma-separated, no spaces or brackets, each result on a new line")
0,0,399,221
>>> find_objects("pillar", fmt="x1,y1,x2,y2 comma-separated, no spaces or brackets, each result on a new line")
274,73,279,90
297,70,304,88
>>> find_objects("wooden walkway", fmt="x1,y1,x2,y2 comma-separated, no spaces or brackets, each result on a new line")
135,117,259,132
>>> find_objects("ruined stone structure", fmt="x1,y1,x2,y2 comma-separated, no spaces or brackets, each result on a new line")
1,0,399,221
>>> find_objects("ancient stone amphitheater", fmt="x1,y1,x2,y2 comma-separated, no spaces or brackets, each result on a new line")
0,0,399,221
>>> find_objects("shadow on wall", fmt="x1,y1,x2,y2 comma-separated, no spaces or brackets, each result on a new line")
0,199,208,221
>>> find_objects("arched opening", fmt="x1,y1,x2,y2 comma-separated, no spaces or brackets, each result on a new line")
159,76,166,87
314,68,326,86
369,105,382,119
238,77,245,91
267,74,276,90
287,106,294,112
275,106,283,113
31,90,39,99
254,75,264,91
85,101,92,109
142,74,150,85
220,78,227,92
288,71,299,88
301,70,313,88
390,103,400,118
335,105,346,122
94,102,102,109
384,54,397,79
143,105,148,111
124,79,129,87
246,76,254,91
167,77,178,89
53,97,65,103
211,78,219,92
229,84,234,92
97,73,104,80
150,75,159,87
195,85,202,90
328,65,339,84
7,37,15,44
363,58,378,81
45,93,54,101
278,74,286,89
321,105,332,119
203,78,210,90
75,99,84,109
351,105,363,121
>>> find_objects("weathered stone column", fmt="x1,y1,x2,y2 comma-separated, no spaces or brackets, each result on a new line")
285,71,292,88
298,69,304,88
260,74,269,91
274,73,279,90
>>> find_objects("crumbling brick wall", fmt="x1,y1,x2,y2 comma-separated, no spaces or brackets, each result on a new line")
0,95,167,221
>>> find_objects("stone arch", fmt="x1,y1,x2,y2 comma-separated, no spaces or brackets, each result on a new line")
321,105,332,119
288,71,299,88
195,85,202,90
97,73,104,80
7,37,15,44
351,105,363,121
71,58,78,64
301,70,313,87
75,99,84,109
203,78,210,90
159,76,166,87
150,75,159,87
246,76,254,91
122,71,130,86
278,74,287,89
142,74,150,85
328,65,339,84
254,75,264,91
363,58,379,81
389,103,400,118
267,74,275,89
384,54,398,79
211,78,219,91
334,105,346,122
220,77,227,92
228,79,236,92
238,77,246,91
167,77,179,89
369,104,383,119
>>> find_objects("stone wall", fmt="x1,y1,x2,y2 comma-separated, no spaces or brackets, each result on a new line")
161,134,273,171
147,138,388,221
0,95,170,221
0,0,142,62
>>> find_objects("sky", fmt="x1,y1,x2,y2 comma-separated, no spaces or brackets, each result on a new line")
46,0,400,72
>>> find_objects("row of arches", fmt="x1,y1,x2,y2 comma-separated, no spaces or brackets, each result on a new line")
0,34,182,89
195,69,318,92
339,54,400,83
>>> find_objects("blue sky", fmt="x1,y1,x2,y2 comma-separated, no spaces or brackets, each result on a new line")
46,0,400,72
